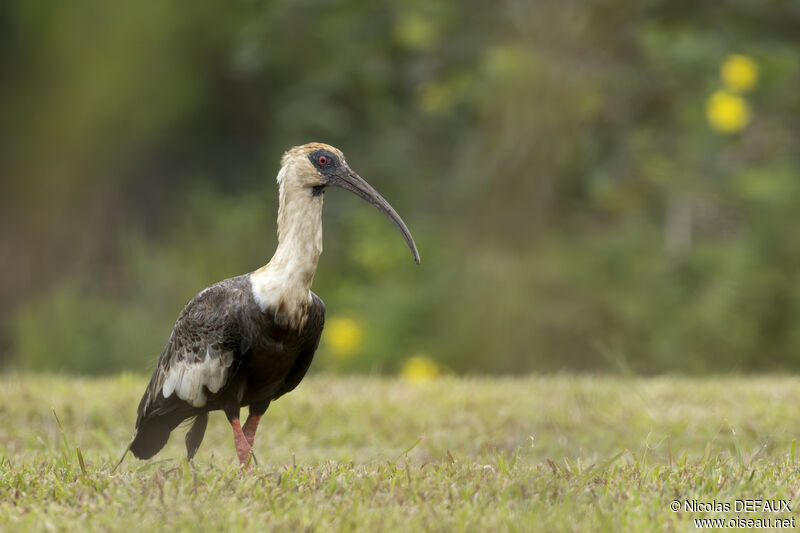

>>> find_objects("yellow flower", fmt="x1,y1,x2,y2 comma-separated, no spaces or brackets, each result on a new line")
720,54,758,93
706,90,751,133
401,355,440,384
325,317,363,359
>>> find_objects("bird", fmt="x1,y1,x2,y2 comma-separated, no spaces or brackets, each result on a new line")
126,143,419,466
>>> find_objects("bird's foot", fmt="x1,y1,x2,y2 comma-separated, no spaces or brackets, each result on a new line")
239,450,260,471
236,441,252,466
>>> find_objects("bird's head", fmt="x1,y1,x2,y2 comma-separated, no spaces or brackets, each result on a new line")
280,143,420,264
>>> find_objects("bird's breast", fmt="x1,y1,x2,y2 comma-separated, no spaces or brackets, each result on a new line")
234,288,324,406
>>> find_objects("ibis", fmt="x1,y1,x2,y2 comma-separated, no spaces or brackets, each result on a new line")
127,143,419,465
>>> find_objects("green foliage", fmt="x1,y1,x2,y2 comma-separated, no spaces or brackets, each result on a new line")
2,375,800,531
11,286,162,374
2,0,800,374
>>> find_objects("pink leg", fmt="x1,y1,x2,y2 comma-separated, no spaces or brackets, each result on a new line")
230,418,252,466
242,414,262,447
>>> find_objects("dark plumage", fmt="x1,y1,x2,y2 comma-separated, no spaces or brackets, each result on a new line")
130,275,325,460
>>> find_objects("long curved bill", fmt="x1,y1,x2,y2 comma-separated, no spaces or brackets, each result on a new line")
334,170,421,264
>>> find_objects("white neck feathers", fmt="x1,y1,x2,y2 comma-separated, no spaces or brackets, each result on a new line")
250,163,323,330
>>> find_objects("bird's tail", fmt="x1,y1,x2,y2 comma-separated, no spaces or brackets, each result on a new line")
129,414,182,460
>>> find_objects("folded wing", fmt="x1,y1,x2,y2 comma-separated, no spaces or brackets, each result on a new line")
131,279,248,458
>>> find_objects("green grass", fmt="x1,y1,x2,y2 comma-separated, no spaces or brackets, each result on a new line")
1,374,799,531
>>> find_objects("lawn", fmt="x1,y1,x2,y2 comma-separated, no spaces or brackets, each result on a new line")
1,374,799,531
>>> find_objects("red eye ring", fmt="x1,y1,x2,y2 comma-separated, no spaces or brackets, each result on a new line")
318,156,328,165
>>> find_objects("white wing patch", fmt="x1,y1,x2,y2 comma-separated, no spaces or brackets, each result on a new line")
161,347,234,407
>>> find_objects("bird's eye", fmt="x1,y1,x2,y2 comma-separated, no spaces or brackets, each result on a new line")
318,156,328,166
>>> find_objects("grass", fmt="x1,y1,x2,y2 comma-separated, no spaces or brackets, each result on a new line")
1,374,800,531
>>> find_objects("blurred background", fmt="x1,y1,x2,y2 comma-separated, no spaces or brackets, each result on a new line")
1,1,799,378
